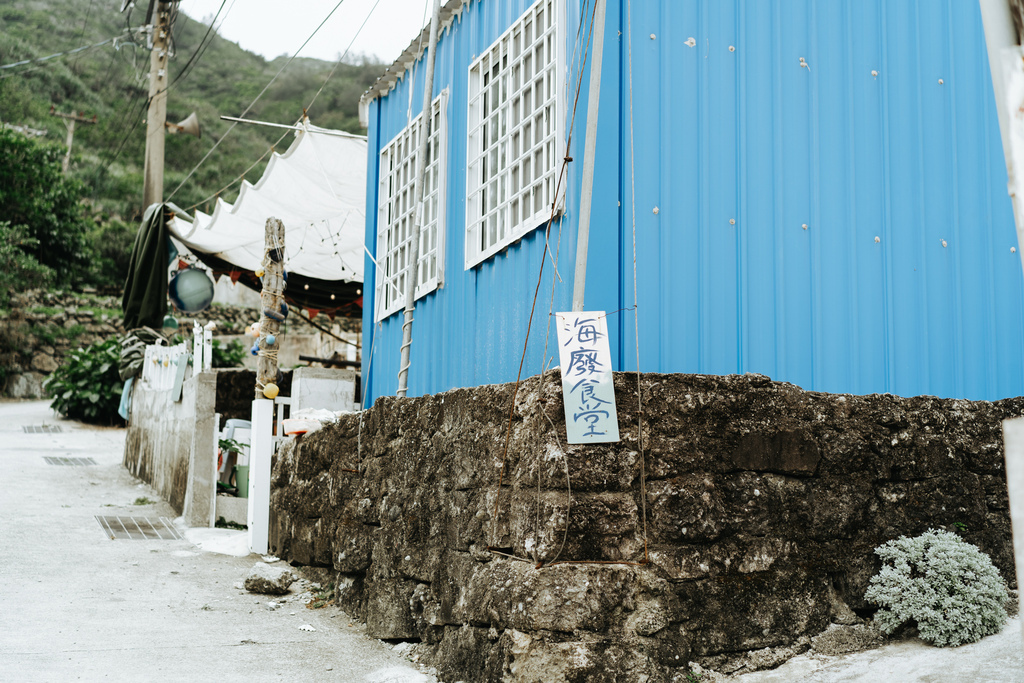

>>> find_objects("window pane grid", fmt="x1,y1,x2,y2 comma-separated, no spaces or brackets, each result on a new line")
466,0,562,268
376,92,447,321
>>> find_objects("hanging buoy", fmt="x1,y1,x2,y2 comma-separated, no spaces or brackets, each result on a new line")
250,342,259,356
262,307,285,322
248,322,261,337
255,268,265,278
262,383,280,399
266,334,277,346
279,301,289,319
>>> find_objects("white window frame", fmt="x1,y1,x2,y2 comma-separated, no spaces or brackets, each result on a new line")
375,89,449,321
465,0,565,269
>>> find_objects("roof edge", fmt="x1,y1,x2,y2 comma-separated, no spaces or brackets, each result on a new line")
359,0,468,127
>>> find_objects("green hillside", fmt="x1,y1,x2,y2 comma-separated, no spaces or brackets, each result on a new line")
0,0,385,222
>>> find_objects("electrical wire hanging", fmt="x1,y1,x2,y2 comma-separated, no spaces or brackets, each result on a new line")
488,0,601,556
0,33,127,77
625,0,648,565
181,0,385,213
489,0,650,568
166,0,353,202
168,0,234,90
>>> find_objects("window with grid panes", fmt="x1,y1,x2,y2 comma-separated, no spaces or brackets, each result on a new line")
376,91,448,321
465,0,564,268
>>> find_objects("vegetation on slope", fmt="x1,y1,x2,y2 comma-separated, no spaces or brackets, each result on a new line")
0,0,384,231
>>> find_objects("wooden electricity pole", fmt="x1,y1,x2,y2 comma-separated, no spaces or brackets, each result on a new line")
142,0,173,210
49,106,97,175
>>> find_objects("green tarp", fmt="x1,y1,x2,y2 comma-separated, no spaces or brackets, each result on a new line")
121,202,186,330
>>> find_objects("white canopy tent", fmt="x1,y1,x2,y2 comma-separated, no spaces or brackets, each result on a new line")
168,122,366,286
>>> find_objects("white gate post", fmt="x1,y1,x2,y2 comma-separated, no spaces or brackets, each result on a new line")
1001,417,1024,650
248,398,274,554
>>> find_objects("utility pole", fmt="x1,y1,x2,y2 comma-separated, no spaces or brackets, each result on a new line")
49,105,97,175
142,0,173,210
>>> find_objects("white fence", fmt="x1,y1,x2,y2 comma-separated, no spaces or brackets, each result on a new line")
140,343,189,391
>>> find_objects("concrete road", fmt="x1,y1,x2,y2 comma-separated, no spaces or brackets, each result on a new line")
0,400,435,683
732,617,1024,683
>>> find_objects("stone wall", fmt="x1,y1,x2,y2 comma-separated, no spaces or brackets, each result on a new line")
269,371,1021,682
215,368,293,427
2,289,357,398
2,291,125,398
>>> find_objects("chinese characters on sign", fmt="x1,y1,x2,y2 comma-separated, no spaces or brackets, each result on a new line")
555,311,620,444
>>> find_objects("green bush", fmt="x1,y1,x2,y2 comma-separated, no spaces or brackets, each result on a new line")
865,528,1009,647
0,221,53,307
44,337,123,424
85,218,137,291
0,128,91,282
211,338,246,368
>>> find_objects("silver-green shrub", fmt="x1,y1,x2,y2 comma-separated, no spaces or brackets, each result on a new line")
865,528,1009,647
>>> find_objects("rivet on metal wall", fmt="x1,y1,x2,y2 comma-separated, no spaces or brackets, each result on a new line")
729,46,735,52
685,37,696,48
650,33,656,40
941,239,948,248
802,224,808,230
874,236,881,243
871,70,879,77
938,79,944,85
653,206,659,215
729,218,736,225
799,57,808,69
1012,247,1017,253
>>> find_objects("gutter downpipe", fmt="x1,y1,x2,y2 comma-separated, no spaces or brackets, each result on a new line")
571,0,608,311
979,0,1024,650
397,0,442,397
979,0,1024,275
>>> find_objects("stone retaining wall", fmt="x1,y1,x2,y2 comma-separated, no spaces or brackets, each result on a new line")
2,289,358,398
269,371,1021,682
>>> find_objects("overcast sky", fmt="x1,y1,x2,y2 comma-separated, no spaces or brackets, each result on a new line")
177,0,432,65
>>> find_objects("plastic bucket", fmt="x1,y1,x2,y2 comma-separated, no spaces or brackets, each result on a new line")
233,465,249,498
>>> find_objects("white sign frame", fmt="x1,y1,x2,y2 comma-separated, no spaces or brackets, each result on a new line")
555,311,620,444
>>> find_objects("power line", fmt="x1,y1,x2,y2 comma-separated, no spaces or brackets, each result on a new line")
183,0,385,212
99,40,152,162
306,0,384,115
168,0,232,89
105,73,153,166
167,0,352,201
0,33,126,77
71,0,99,68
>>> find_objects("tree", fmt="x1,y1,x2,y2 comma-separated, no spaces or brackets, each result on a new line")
0,126,91,283
0,221,52,306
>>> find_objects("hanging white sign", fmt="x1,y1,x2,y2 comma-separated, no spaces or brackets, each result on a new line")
555,311,620,444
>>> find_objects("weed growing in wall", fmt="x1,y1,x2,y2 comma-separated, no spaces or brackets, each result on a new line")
865,528,1008,647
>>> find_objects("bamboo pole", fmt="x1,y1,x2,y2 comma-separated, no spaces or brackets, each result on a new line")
256,217,286,400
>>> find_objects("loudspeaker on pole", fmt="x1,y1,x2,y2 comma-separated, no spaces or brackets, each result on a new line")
166,111,201,138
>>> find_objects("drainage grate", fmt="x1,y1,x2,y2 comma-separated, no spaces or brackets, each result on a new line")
23,425,62,434
43,456,97,466
95,516,181,540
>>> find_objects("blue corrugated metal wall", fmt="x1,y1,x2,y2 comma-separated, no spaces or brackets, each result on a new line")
363,0,1024,405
